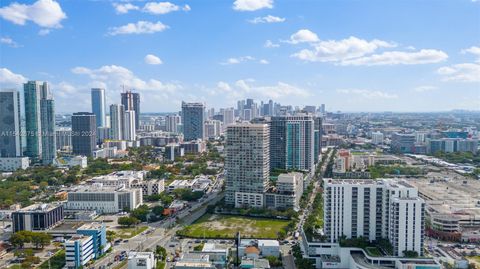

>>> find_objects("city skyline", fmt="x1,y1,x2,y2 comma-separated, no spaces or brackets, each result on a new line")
0,0,479,113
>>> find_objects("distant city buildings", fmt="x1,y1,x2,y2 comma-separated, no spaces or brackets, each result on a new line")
391,132,416,153
165,114,181,133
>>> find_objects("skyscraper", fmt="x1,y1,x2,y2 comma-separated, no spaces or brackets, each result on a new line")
109,104,125,140
23,81,56,164
72,112,96,157
40,86,56,165
165,114,181,133
181,102,205,141
270,115,315,172
91,88,106,128
225,123,270,208
123,110,136,141
121,91,140,130
24,81,43,161
222,108,235,127
0,89,22,157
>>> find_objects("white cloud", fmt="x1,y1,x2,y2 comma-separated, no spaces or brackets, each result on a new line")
0,68,28,87
210,79,310,100
113,3,139,14
144,54,163,65
336,88,398,99
0,0,66,28
414,86,437,92
462,46,480,62
437,63,480,82
108,21,168,36
221,56,255,65
143,2,180,14
71,65,182,95
292,36,396,62
0,37,20,48
220,56,269,65
264,40,279,48
248,15,285,24
288,29,319,44
340,49,448,66
113,2,190,15
233,0,273,11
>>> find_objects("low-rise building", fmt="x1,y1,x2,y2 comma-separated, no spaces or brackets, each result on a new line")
66,184,143,214
265,172,304,211
174,253,215,269
76,222,108,258
0,157,29,171
65,235,94,269
128,252,156,269
12,203,64,233
239,239,280,258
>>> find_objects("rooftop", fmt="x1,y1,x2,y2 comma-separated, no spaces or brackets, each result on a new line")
18,203,62,213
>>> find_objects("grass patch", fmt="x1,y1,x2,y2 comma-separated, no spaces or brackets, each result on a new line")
113,260,127,269
177,214,290,239
115,226,148,239
157,260,166,269
365,247,383,257
39,249,65,269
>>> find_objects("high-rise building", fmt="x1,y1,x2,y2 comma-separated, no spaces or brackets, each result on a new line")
65,235,94,269
56,128,72,151
324,179,425,257
313,117,322,163
24,81,56,164
165,114,181,133
121,90,140,130
72,112,96,157
110,104,125,140
91,88,106,127
0,89,22,157
319,104,326,114
222,108,235,128
182,102,205,141
270,115,315,172
24,81,44,161
40,86,56,164
225,123,269,208
123,110,136,141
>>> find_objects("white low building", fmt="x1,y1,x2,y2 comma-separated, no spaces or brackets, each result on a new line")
0,157,29,171
128,252,155,269
66,184,143,214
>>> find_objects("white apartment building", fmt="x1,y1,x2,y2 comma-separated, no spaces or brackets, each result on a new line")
88,171,163,196
371,131,384,145
323,178,425,257
265,172,304,211
124,110,137,141
225,123,270,208
66,184,143,214
65,235,94,269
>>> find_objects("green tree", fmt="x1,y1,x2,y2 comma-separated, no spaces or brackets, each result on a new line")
118,216,140,227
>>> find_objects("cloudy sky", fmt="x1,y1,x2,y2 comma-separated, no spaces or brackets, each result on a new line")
0,0,479,113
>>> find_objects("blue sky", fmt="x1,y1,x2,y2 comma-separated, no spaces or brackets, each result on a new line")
0,0,479,113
